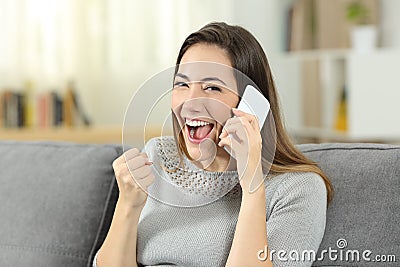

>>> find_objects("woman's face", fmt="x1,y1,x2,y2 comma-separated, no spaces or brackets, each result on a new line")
171,43,239,164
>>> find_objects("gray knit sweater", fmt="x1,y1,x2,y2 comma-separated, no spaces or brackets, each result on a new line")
94,137,327,267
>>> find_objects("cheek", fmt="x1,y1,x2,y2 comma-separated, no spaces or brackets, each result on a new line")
171,91,184,110
218,91,239,110
228,94,240,108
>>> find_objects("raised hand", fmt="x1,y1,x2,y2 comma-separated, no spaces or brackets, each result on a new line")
112,148,155,208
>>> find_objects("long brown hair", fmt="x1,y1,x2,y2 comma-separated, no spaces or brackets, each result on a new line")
173,22,333,204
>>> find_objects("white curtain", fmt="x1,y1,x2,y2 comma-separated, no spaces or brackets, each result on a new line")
0,0,233,124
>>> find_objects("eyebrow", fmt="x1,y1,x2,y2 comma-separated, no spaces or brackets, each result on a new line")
175,73,227,86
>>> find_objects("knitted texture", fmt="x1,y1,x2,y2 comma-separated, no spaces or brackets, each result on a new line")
94,137,327,267
146,136,242,205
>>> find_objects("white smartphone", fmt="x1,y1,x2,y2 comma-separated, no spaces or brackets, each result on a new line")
236,85,270,129
224,85,270,157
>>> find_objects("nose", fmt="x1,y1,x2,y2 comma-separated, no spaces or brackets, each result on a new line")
182,83,206,113
187,82,204,100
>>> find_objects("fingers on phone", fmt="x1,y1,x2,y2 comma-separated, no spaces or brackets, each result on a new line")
222,123,248,143
218,133,241,150
221,118,240,138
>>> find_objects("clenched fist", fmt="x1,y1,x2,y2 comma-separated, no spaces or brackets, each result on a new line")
112,148,155,208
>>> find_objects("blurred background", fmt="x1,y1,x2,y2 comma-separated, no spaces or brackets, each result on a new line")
1,0,399,145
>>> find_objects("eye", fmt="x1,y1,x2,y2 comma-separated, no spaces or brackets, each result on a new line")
173,81,189,88
204,85,222,92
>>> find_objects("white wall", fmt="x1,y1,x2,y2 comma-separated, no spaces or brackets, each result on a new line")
380,0,400,48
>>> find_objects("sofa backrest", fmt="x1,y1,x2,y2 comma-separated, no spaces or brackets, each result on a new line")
0,141,120,267
1,140,398,266
299,143,400,266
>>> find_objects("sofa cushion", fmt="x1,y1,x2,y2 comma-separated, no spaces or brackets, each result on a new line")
299,143,400,266
0,141,120,267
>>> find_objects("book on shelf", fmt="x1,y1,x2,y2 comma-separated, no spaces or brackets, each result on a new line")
334,85,347,132
0,90,25,128
288,0,316,51
63,87,74,127
63,81,91,128
285,4,294,52
1,81,91,129
37,91,61,128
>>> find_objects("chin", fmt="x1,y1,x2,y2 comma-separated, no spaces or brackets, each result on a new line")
186,141,215,162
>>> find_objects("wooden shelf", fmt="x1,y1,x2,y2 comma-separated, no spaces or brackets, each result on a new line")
0,126,173,144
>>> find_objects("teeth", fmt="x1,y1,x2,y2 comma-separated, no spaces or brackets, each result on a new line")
185,119,211,127
190,128,195,138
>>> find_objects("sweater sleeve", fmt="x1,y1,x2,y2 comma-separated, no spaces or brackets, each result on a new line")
265,172,327,267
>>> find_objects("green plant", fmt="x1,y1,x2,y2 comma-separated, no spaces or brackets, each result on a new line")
346,0,371,25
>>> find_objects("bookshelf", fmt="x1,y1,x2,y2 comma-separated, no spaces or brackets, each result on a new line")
273,0,400,143
277,48,400,143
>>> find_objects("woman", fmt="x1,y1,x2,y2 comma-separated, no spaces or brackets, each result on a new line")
95,22,333,267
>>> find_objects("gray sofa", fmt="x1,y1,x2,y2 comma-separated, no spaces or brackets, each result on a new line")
0,140,398,266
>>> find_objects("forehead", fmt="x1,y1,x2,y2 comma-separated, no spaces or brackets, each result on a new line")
181,43,232,66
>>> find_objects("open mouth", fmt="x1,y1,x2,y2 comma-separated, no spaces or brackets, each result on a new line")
185,118,214,144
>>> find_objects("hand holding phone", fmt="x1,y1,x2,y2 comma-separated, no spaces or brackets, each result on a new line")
223,85,270,157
